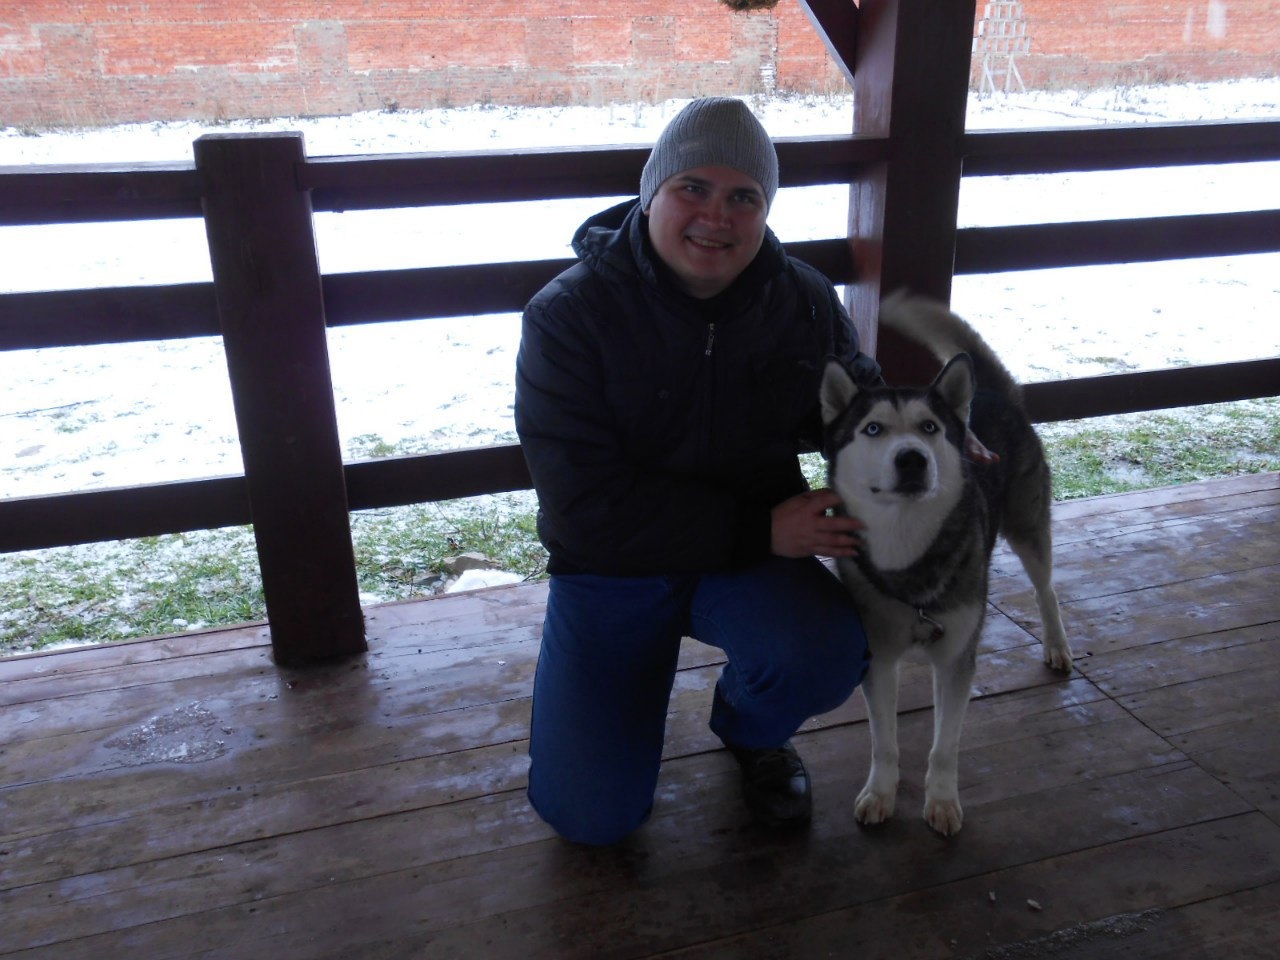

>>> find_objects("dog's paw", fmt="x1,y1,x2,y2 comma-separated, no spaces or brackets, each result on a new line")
924,796,964,837
1042,638,1073,673
854,788,896,826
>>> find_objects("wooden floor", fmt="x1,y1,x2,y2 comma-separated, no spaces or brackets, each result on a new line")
2,473,1278,959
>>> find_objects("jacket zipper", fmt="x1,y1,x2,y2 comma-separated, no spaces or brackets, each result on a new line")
704,322,716,357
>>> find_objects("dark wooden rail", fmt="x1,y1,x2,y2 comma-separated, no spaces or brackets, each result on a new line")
2,0,1279,663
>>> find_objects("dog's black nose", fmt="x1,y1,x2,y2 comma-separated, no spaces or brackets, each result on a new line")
896,448,927,475
895,449,929,492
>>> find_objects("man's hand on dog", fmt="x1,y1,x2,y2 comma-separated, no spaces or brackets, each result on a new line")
965,429,1000,465
771,489,863,559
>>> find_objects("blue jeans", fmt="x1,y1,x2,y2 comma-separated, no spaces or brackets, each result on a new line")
527,556,869,845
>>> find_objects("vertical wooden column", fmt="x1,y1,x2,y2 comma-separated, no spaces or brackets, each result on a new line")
196,132,366,665
844,0,978,380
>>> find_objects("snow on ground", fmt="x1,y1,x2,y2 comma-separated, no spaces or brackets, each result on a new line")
1,79,1278,503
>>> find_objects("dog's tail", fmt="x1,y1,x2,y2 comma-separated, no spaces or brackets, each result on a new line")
878,290,1023,404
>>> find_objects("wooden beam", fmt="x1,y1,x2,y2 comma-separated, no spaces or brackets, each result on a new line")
319,239,854,329
846,0,978,374
0,478,250,553
1022,358,1280,423
195,132,366,666
962,119,1280,176
955,209,1280,273
0,283,220,350
795,0,860,84
0,162,201,226
301,136,885,212
344,446,532,512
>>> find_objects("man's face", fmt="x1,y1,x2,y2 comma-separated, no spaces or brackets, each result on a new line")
644,165,769,300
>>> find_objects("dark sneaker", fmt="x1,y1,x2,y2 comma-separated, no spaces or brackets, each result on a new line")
727,741,812,828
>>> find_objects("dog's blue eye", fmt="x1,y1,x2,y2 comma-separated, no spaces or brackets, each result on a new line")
921,420,938,434
863,422,882,437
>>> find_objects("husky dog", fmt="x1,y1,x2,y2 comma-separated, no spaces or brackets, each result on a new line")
820,292,1072,836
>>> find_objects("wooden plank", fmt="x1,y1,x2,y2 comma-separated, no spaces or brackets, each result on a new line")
160,764,1248,960
990,490,1280,630
0,239,851,356
1113,651,1279,743
0,477,251,553
999,562,1278,662
955,209,1280,274
1081,623,1277,699
0,704,1248,958
0,162,202,226
0,721,535,889
651,820,1280,960
1000,504,1280,601
344,445,533,509
321,261,569,325
1,631,544,794
1173,714,1280,825
0,629,271,706
0,283,219,351
1045,472,1279,526
1023,358,1280,422
0,621,271,685
1025,884,1280,960
300,137,885,212
195,132,365,664
320,238,854,329
1080,617,1278,825
962,119,1280,177
303,142,651,210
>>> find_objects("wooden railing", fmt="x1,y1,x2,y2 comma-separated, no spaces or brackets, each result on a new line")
3,0,1278,663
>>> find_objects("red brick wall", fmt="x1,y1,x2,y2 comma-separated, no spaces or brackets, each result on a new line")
979,0,1280,89
2,1,1277,128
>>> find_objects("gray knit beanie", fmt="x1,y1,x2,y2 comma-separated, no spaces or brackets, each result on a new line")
639,98,779,212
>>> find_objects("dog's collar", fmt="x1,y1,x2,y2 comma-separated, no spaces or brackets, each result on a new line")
916,608,946,641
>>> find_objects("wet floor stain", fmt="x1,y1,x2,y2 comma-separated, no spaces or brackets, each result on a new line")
103,701,230,765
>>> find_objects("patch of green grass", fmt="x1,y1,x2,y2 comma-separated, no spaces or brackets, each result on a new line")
1,530,266,655
1040,399,1280,499
349,493,544,600
348,433,412,459
0,493,547,656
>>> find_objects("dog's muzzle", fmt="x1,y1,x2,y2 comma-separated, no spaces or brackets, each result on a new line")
893,448,930,495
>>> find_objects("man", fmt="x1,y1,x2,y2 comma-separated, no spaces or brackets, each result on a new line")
514,97,879,846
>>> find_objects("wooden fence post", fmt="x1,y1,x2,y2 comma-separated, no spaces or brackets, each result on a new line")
844,0,978,381
195,132,366,665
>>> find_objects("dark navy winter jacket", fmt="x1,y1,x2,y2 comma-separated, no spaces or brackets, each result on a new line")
514,199,876,576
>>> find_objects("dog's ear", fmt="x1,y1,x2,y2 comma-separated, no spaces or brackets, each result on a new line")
820,359,860,425
932,353,975,423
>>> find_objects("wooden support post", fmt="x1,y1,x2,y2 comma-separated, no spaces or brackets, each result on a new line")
843,0,978,382
196,132,366,665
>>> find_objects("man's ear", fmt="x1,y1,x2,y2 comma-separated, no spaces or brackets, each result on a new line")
932,353,975,423
820,359,860,426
